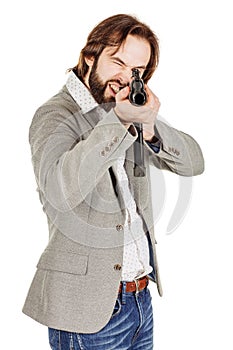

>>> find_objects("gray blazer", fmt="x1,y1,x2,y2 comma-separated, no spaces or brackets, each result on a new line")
22,86,204,333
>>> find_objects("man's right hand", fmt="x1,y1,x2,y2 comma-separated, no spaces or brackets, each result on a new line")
114,85,160,140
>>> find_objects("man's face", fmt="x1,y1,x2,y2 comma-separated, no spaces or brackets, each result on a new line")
85,35,151,105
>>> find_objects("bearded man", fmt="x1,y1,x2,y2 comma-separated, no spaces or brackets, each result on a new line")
23,14,204,350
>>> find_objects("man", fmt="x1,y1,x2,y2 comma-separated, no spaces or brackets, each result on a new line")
23,14,204,350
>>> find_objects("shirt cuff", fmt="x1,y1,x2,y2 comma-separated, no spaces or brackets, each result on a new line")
146,140,161,153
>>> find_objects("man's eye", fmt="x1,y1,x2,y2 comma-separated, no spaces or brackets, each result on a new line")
113,61,122,66
137,69,143,76
138,70,145,78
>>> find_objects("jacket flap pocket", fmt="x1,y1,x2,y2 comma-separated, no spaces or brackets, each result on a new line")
37,249,88,275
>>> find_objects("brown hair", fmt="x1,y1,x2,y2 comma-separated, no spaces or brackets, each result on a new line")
72,14,159,83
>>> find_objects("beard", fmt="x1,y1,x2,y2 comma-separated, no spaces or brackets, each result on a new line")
88,60,126,111
88,61,115,108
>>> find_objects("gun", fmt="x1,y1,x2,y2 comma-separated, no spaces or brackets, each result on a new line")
129,68,147,106
129,68,147,177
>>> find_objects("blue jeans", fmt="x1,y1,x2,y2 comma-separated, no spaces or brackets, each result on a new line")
48,285,154,349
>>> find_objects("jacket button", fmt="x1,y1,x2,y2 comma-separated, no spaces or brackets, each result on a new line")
112,136,119,143
114,264,122,271
116,224,123,231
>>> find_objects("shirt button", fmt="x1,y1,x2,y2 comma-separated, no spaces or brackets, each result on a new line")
116,224,123,231
100,150,106,156
114,264,122,271
105,146,111,152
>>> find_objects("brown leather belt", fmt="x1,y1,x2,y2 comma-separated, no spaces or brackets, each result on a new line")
118,276,149,293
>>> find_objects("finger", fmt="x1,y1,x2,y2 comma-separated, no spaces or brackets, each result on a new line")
145,85,157,99
115,86,130,102
145,85,160,106
144,85,154,104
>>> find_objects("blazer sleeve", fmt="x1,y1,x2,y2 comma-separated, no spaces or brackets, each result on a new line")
29,102,137,212
144,119,204,176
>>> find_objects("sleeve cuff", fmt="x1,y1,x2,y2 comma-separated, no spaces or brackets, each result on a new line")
146,140,161,153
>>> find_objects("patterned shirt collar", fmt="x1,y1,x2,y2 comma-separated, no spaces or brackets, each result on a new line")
66,70,98,114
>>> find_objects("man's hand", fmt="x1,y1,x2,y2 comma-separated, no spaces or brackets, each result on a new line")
114,85,161,141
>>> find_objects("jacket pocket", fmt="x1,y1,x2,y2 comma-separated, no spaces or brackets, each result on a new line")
36,249,88,275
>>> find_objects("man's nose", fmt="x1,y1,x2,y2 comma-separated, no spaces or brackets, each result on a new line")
118,67,133,86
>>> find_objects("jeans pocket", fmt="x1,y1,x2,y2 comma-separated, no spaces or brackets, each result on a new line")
111,297,122,319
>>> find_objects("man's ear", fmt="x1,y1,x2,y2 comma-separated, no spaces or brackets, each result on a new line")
84,56,94,68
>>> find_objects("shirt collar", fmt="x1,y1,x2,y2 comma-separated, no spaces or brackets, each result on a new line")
66,70,98,114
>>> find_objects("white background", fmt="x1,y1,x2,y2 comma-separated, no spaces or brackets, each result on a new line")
1,0,232,349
